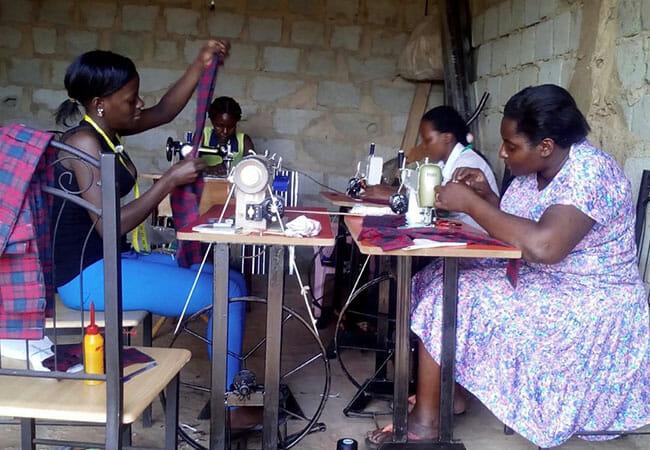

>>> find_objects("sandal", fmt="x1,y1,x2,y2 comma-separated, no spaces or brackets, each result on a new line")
365,420,436,449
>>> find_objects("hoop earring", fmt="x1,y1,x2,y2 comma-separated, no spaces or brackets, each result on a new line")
97,107,104,117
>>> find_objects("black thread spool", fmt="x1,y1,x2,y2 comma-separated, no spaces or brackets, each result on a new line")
336,438,358,450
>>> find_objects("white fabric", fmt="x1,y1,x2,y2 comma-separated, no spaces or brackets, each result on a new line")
0,337,54,371
285,215,322,237
436,143,499,231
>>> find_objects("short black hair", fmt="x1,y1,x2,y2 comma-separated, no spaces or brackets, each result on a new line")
503,84,590,148
55,50,137,126
208,96,242,121
421,105,469,146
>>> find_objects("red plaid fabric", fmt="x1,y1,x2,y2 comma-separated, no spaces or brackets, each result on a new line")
0,125,55,339
359,216,520,287
358,226,509,251
171,57,220,267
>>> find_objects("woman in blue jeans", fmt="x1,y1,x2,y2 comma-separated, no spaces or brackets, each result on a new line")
52,42,258,428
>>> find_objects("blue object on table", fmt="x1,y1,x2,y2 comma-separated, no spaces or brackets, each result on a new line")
273,174,290,192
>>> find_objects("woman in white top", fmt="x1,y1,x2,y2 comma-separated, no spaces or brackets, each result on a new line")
412,105,499,231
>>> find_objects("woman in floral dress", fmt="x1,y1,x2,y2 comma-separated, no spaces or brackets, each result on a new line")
367,84,650,448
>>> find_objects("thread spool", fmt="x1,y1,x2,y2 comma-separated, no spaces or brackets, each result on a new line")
336,438,358,450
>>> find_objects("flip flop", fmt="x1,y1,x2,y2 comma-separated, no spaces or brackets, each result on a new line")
365,421,436,449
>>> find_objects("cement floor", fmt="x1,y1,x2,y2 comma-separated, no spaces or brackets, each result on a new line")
1,275,649,449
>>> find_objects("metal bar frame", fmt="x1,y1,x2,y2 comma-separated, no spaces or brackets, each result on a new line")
142,313,153,428
164,374,180,450
392,255,411,443
263,245,285,449
439,258,459,443
20,418,35,450
210,243,230,449
380,256,466,450
101,153,125,449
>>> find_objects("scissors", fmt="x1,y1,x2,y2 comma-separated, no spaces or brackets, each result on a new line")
433,219,462,228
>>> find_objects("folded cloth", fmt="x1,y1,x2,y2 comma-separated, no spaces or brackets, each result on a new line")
42,344,153,372
285,215,322,237
362,215,406,228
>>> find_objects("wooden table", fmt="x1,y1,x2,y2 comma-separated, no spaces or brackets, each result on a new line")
141,173,230,215
178,206,335,450
344,216,521,449
320,191,390,208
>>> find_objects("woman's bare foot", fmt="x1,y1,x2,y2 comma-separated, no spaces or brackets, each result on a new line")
366,416,438,448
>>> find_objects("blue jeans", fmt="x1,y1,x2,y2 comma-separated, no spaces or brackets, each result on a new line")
57,251,247,386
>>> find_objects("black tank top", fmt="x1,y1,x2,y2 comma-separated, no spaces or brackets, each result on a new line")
52,122,136,286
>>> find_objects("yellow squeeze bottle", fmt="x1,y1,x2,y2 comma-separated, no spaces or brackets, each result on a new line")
83,302,104,385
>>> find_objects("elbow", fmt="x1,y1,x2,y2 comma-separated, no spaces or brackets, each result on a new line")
522,239,566,265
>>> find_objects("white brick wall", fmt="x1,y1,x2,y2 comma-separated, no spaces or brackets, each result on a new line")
471,0,582,164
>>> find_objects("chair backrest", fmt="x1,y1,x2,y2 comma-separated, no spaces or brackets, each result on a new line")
635,170,650,286
0,134,126,447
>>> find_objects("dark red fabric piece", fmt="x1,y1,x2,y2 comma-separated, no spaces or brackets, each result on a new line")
170,57,220,267
42,344,153,372
0,125,55,339
358,216,519,288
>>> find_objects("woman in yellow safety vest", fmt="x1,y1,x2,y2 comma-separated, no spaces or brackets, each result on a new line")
202,96,254,166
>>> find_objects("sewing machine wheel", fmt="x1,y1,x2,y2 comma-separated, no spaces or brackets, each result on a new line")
346,177,364,199
166,137,175,162
168,297,330,449
262,196,285,222
334,273,415,417
389,193,408,215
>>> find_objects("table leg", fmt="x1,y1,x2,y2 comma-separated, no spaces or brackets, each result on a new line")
333,209,349,311
210,244,230,450
375,256,391,380
263,245,285,449
380,256,465,450
439,257,459,443
392,255,412,443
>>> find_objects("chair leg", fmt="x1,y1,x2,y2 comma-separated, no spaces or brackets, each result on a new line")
142,313,153,428
20,418,35,450
504,424,514,435
152,316,167,340
165,374,180,450
122,424,132,446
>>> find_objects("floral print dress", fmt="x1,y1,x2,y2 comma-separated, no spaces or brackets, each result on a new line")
411,140,650,447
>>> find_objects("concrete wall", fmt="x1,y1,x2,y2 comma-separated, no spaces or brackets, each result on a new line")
0,0,439,204
470,0,583,179
469,0,650,202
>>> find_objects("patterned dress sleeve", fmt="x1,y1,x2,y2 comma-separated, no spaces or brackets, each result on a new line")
550,143,627,226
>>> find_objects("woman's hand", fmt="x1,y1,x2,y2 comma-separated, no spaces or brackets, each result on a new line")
197,40,230,68
166,158,207,187
434,182,480,214
451,167,492,198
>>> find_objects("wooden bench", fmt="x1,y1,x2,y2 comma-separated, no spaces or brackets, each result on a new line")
0,346,189,425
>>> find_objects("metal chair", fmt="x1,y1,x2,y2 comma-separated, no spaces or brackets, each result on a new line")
0,132,187,449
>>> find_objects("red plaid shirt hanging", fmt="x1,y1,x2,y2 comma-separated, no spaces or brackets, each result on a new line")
0,125,55,339
170,57,220,267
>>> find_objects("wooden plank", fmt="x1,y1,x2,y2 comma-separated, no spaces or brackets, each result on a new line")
402,81,433,158
344,215,521,259
45,296,147,329
0,347,191,424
